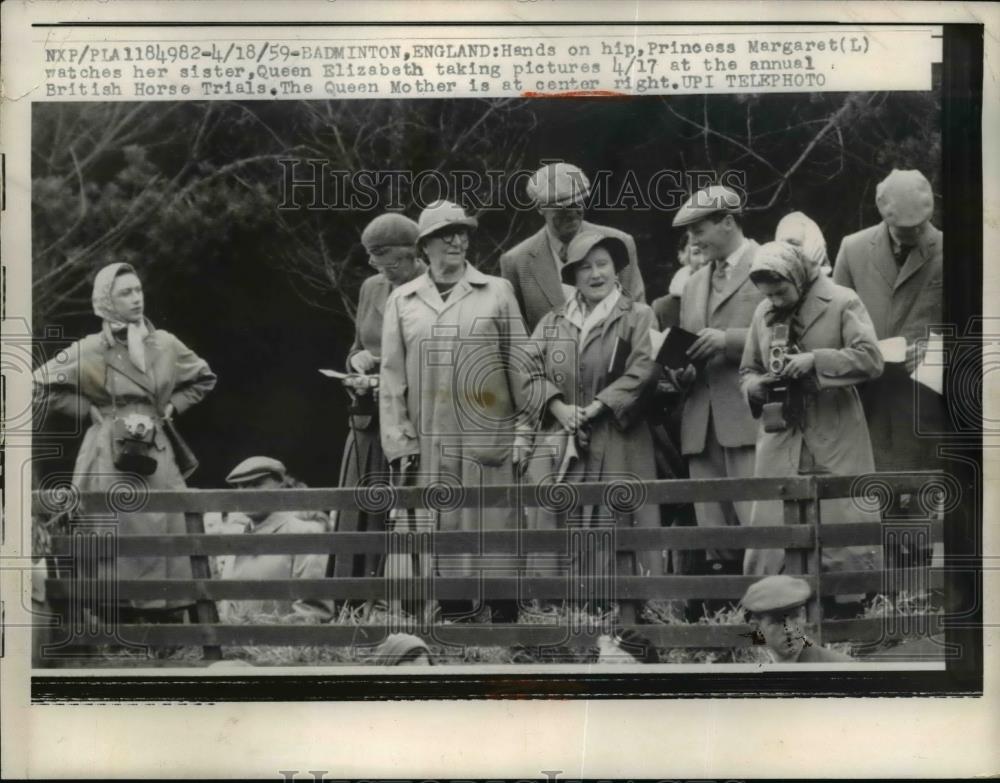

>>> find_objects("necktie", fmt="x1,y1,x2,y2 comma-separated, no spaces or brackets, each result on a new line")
711,260,728,292
558,244,568,265
893,243,914,267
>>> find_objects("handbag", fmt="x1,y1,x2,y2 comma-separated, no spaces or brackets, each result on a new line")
162,416,199,479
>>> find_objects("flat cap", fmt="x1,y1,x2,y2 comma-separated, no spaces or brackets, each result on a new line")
741,575,812,614
225,456,286,485
527,162,591,207
876,169,934,227
561,231,629,284
361,213,419,254
416,200,477,241
672,185,743,228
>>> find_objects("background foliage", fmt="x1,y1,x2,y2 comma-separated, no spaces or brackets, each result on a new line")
32,90,941,486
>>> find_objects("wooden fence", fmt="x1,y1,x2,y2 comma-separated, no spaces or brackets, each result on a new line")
37,471,945,661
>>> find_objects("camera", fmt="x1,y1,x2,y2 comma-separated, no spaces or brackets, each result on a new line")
761,324,797,433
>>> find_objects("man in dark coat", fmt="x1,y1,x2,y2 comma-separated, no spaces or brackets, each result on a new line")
833,168,945,473
500,162,646,332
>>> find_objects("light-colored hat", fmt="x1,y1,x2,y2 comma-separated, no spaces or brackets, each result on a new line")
875,169,934,227
741,575,812,614
672,185,743,228
225,456,287,486
560,232,629,284
416,200,478,241
527,162,591,207
361,213,419,254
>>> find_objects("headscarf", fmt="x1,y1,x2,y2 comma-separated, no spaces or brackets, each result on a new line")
774,212,828,280
750,240,815,325
92,262,149,372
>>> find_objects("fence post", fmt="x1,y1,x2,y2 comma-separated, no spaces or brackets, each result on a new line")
802,492,824,645
184,512,222,660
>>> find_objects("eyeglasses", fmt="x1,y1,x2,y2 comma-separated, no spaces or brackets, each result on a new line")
432,228,469,244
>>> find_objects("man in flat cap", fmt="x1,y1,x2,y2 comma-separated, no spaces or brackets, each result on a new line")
742,575,853,663
672,185,764,576
500,162,646,331
218,456,330,619
833,169,944,475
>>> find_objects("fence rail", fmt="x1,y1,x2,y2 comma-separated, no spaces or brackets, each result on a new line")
34,471,946,661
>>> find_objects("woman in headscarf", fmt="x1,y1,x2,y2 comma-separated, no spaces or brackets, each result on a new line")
331,213,425,583
523,232,662,625
740,236,883,581
33,262,217,622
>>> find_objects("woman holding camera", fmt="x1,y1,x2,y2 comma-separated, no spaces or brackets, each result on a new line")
740,234,883,578
332,213,425,581
33,262,216,620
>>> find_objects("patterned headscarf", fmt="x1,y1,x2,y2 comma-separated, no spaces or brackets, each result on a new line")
750,240,818,327
92,262,149,372
774,212,828,280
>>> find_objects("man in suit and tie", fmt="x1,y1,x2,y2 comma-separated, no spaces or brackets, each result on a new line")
673,186,764,575
833,168,944,473
500,162,646,332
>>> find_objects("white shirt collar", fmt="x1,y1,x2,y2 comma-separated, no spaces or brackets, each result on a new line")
723,237,751,268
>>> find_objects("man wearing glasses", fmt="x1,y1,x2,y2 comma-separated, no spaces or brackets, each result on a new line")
500,162,646,332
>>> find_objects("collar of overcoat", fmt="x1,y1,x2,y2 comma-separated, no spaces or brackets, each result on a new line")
249,511,296,535
870,222,940,291
100,318,159,396
553,291,635,352
374,261,427,316
405,262,491,315
709,239,757,317
792,273,836,340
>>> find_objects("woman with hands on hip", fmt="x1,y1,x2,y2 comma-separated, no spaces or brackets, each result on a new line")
33,262,216,623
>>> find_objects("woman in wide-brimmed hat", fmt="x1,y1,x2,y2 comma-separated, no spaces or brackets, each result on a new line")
522,231,662,625
379,200,533,623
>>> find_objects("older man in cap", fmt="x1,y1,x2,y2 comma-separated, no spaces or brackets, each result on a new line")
742,575,854,663
218,456,330,619
833,169,944,474
500,162,646,331
672,185,764,575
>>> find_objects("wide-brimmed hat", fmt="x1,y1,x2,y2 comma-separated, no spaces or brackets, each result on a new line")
416,200,478,241
672,185,743,228
560,232,629,284
361,213,419,254
225,456,287,486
